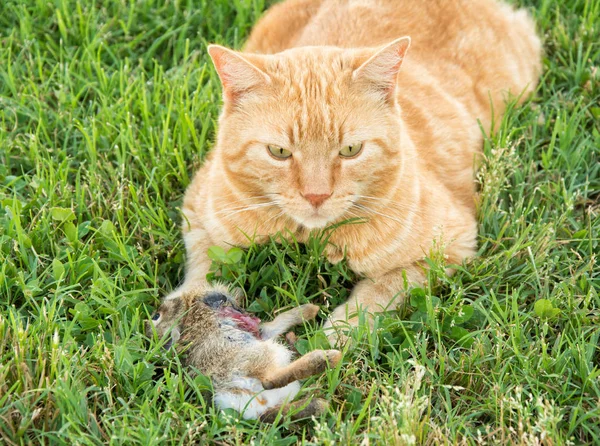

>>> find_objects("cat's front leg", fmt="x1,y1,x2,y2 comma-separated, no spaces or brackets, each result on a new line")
323,266,425,345
164,225,215,301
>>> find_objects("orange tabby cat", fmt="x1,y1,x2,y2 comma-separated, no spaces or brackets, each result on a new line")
169,0,541,343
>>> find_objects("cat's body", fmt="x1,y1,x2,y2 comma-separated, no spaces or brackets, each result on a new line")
147,284,341,421
171,0,541,340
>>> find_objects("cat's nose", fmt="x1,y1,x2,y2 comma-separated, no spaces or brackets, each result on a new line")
303,193,332,208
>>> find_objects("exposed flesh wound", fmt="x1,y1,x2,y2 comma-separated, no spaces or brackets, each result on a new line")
220,306,262,339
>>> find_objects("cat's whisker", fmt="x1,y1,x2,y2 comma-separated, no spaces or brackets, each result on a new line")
350,203,396,223
212,193,272,201
220,202,276,213
351,203,419,236
211,193,285,218
350,204,424,245
355,194,410,205
214,199,278,215
355,203,414,225
354,195,427,217
219,203,278,219
360,202,424,220
344,209,370,223
210,194,274,208
262,210,286,226
357,198,423,215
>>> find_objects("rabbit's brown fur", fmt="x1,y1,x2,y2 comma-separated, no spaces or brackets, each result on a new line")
146,284,341,421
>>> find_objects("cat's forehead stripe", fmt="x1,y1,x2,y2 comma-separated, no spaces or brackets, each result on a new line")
269,53,349,146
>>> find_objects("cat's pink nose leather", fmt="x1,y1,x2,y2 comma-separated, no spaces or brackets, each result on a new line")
303,193,331,208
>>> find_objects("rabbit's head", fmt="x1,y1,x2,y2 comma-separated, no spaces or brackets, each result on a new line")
146,283,242,349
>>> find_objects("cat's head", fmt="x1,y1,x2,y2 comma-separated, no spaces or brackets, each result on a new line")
208,37,410,229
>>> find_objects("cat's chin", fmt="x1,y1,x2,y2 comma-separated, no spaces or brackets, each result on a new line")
291,213,336,230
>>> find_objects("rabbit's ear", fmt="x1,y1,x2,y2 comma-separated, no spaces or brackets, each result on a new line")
163,326,180,350
203,292,229,308
171,326,181,344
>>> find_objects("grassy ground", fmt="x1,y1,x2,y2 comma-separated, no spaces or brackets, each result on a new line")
0,0,598,444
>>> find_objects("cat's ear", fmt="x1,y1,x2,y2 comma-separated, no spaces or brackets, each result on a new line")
352,36,411,103
207,44,271,106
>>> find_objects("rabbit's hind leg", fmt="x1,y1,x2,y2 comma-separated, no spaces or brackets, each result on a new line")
259,397,329,423
261,349,341,390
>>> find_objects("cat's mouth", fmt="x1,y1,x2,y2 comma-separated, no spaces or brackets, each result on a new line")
291,203,354,229
285,205,337,229
282,194,361,229
297,213,335,229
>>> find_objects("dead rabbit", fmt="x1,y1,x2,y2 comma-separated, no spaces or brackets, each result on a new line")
146,283,341,421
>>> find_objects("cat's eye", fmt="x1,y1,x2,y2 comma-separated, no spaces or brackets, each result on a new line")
339,142,363,158
267,145,292,159
152,313,161,321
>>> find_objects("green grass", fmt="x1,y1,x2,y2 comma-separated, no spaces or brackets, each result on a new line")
0,0,598,444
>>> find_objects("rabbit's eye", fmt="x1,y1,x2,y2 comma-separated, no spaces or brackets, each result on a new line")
151,313,161,321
